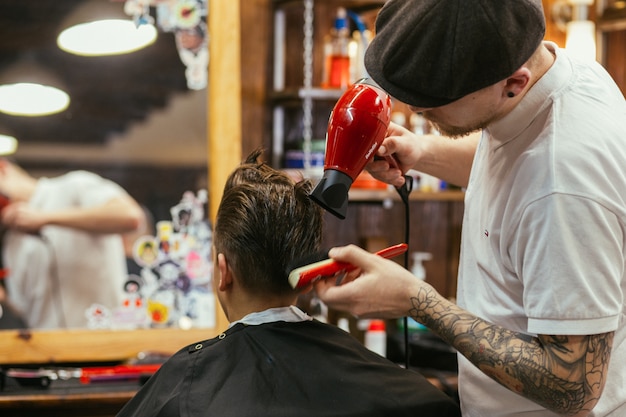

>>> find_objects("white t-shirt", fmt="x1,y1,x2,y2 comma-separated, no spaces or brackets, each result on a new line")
457,43,626,416
3,171,129,328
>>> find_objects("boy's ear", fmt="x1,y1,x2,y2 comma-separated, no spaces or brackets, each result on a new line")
217,253,233,291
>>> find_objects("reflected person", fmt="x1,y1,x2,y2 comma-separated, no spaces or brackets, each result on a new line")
0,159,144,328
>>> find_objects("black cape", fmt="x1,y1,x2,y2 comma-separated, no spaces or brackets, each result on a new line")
117,320,460,417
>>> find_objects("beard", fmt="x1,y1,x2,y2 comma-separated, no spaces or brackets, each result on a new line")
428,121,480,139
423,104,501,139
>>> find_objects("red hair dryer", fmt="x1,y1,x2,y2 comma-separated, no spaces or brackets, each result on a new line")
309,78,392,219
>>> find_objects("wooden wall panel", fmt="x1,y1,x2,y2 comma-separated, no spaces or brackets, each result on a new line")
605,30,626,96
322,200,464,300
240,0,271,159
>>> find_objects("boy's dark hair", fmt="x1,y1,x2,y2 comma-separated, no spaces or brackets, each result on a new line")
214,149,323,295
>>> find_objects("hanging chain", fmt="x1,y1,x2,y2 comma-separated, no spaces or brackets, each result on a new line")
302,0,314,173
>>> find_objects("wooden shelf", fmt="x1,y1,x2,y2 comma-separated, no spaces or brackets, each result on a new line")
349,189,465,202
269,87,343,103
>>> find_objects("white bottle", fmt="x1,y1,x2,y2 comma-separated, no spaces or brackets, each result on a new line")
337,317,350,333
411,252,432,280
349,29,372,83
364,319,387,357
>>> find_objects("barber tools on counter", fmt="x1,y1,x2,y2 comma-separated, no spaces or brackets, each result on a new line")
0,351,170,390
1,364,162,389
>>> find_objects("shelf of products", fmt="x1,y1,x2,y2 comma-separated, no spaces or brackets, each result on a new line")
270,0,385,169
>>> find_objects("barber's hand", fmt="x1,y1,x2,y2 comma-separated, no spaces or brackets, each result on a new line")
0,202,47,234
313,244,427,319
366,121,422,188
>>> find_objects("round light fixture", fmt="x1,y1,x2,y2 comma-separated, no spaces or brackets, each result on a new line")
0,83,70,116
57,19,157,56
0,134,18,155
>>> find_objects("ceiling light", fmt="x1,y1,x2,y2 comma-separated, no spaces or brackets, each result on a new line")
57,19,157,56
0,83,70,116
0,53,71,116
0,134,18,155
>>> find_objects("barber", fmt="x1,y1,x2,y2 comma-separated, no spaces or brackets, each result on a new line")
314,0,626,416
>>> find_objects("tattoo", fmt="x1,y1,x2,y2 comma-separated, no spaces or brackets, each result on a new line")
409,286,614,415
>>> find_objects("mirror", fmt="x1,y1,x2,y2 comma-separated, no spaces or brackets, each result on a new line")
0,0,233,363
0,0,209,218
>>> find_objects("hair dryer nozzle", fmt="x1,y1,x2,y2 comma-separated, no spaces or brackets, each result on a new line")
309,169,352,219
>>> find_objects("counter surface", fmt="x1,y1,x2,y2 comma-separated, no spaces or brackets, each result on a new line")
0,375,138,417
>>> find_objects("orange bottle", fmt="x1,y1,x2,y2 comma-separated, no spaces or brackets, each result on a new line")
322,8,351,89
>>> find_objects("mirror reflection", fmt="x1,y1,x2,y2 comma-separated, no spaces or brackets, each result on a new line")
0,0,209,331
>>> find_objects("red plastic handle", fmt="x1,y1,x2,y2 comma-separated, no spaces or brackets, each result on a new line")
79,364,162,383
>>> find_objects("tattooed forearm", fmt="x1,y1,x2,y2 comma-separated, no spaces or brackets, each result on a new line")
409,286,614,416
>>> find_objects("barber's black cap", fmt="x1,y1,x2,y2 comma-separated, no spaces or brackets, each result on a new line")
364,0,546,107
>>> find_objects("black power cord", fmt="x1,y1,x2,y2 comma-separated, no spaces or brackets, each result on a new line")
393,175,414,369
